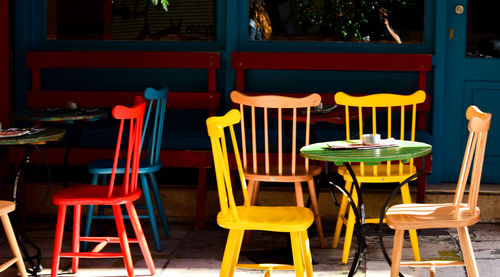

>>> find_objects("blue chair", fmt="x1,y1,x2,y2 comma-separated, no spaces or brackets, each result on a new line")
84,87,170,251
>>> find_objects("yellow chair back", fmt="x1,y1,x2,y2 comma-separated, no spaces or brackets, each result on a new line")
206,109,250,222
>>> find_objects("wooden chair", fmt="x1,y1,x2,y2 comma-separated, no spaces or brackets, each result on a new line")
230,90,325,248
207,109,314,277
386,105,491,277
85,87,170,251
51,100,155,277
0,201,28,277
332,90,426,263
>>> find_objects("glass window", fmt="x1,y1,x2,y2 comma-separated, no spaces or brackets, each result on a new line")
46,0,216,41
466,0,500,58
248,0,425,44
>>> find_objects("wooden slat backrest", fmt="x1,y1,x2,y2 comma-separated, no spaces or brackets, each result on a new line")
206,110,249,221
230,91,321,175
334,90,426,176
452,106,491,218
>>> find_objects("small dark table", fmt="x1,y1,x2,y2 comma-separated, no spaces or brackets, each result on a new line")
12,108,109,186
301,140,432,276
0,127,65,276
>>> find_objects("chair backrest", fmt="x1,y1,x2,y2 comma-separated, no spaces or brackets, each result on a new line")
206,109,249,221
453,105,491,218
142,87,168,166
334,90,426,175
230,90,321,175
108,100,146,198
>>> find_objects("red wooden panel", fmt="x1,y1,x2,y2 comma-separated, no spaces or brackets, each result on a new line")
8,147,213,168
27,91,220,110
27,51,220,69
232,52,432,72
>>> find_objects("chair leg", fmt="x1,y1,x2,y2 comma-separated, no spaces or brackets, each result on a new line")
1,213,28,277
96,174,108,235
140,174,162,251
244,180,259,245
82,204,95,252
290,232,305,277
51,205,67,277
148,172,171,237
457,227,479,277
112,205,134,277
72,205,81,273
125,203,155,276
220,229,244,277
399,183,421,261
390,229,405,277
341,182,359,264
307,179,325,248
333,180,352,248
299,230,313,277
295,182,304,207
83,174,99,251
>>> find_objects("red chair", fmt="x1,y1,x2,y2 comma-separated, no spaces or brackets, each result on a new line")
50,100,155,277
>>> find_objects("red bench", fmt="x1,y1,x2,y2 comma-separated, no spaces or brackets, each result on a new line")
11,51,220,227
231,52,433,203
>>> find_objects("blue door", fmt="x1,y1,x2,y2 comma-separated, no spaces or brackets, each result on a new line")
441,1,500,182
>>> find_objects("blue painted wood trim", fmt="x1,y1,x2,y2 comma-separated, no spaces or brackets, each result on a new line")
428,0,449,184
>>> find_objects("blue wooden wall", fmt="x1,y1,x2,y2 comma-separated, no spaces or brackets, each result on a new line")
13,0,454,184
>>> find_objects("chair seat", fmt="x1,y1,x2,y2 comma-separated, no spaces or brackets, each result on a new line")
338,164,417,183
53,185,142,205
386,203,480,230
87,159,162,175
217,206,314,232
244,164,322,182
0,201,15,215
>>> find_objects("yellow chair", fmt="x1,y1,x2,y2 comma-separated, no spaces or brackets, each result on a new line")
332,90,426,264
207,109,314,277
387,106,490,277
230,91,325,248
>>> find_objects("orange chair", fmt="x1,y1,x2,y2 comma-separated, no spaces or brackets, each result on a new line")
332,91,426,263
207,109,314,277
386,106,491,277
230,91,325,248
0,201,28,277
50,100,155,277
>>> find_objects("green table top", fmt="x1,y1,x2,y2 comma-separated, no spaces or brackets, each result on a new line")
12,108,109,122
300,140,432,165
0,127,65,145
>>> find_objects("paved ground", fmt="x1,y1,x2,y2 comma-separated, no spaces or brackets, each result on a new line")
1,220,499,276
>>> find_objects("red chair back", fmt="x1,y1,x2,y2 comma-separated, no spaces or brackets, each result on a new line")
108,99,146,198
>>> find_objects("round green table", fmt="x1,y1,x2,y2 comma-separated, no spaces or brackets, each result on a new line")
300,140,432,276
300,140,432,165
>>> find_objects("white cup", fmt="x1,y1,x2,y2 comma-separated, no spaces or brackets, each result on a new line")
362,134,381,145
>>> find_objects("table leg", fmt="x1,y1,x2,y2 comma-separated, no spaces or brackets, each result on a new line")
327,162,364,277
62,121,83,187
12,145,48,276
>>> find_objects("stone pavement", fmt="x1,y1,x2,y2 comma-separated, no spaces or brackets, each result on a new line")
1,220,499,276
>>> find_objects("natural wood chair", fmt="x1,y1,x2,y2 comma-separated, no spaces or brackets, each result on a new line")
332,90,426,263
230,91,325,248
386,105,491,277
207,109,314,277
0,201,28,277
